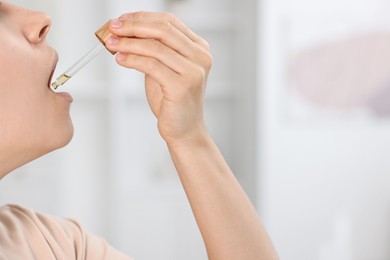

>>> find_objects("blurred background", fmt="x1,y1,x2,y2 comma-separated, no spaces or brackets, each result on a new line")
1,0,390,259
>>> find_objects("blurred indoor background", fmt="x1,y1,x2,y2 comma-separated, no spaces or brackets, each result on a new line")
1,0,390,259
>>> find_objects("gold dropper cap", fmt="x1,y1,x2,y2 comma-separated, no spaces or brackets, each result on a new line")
95,20,117,55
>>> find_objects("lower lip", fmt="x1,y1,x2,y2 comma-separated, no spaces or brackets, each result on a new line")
56,92,73,102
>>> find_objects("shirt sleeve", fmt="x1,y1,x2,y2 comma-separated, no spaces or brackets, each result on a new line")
0,204,133,260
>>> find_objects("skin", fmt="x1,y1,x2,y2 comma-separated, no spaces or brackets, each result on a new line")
0,2,278,259
0,1,73,177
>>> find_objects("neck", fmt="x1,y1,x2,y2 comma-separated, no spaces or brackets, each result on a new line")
0,146,42,179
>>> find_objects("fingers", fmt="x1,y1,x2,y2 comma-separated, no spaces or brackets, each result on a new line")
115,51,207,99
115,52,182,94
119,12,210,51
108,12,209,62
106,37,192,75
105,11,212,92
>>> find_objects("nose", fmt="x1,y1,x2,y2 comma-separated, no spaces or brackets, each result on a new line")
22,10,52,44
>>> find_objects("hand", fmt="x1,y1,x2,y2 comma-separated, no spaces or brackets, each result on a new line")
106,12,212,146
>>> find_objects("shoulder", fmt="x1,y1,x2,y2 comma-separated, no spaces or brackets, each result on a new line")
0,204,80,247
0,204,83,259
0,204,133,260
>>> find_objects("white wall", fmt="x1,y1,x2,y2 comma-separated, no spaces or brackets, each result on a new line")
258,0,390,259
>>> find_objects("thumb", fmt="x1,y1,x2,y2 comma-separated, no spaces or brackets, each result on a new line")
145,76,163,118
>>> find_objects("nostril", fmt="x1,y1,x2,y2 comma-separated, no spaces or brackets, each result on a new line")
39,25,50,39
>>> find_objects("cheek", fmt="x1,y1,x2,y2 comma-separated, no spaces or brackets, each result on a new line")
0,64,31,114
0,59,21,88
0,88,45,136
0,23,47,84
0,38,48,123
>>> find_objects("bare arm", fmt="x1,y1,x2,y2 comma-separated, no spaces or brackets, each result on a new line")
106,11,278,259
168,134,278,260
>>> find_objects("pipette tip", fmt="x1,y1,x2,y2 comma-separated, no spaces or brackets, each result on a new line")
51,74,71,90
51,81,60,90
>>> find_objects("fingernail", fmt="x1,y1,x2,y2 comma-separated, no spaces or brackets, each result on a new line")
120,13,134,19
110,19,122,28
116,53,126,61
106,37,119,45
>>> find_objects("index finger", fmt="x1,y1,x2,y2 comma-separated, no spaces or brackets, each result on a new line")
119,12,210,51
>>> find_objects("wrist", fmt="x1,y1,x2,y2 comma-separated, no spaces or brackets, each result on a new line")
165,127,212,152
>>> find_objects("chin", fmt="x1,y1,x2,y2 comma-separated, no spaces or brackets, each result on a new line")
50,120,74,151
36,116,74,158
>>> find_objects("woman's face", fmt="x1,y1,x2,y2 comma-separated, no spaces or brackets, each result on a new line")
0,2,73,176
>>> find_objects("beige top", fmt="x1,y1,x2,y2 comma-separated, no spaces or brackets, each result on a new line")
0,205,133,260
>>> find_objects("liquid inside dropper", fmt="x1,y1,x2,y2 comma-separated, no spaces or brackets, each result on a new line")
51,74,71,90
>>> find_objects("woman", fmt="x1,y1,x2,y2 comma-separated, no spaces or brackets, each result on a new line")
0,2,278,259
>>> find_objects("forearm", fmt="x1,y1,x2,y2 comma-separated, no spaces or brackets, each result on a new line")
167,134,278,260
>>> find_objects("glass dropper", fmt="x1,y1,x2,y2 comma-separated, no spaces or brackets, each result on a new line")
51,43,105,90
51,20,115,90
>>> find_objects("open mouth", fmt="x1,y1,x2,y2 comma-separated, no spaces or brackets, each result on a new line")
48,53,59,90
